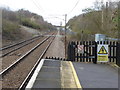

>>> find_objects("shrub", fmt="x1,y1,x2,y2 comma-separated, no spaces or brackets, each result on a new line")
2,20,21,40
21,18,41,29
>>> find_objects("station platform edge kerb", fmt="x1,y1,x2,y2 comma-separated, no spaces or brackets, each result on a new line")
26,59,82,89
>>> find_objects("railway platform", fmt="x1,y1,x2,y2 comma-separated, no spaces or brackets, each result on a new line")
26,59,119,89
26,59,81,88
73,62,119,89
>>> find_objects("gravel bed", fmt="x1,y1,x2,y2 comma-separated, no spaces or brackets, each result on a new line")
2,36,42,55
1,36,47,71
2,36,54,88
1,32,54,71
44,30,65,59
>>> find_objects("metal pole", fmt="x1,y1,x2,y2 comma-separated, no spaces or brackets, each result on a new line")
81,30,83,41
65,14,67,59
118,1,120,42
101,0,104,31
105,2,108,33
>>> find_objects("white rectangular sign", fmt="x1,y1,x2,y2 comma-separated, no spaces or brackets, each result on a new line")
77,45,84,54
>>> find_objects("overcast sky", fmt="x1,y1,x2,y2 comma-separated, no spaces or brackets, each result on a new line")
0,0,112,26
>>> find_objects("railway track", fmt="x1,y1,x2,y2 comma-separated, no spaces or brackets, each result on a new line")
1,32,56,89
1,32,54,71
0,32,53,57
1,36,42,57
1,36,50,75
19,36,54,90
1,31,52,51
1,35,40,51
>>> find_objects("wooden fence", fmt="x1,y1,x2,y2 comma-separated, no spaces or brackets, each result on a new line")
67,41,120,67
116,43,120,67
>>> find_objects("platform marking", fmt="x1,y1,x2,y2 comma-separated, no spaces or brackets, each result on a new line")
69,61,82,89
110,63,120,68
26,59,45,89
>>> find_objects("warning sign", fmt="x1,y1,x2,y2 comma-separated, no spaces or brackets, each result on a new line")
97,45,108,62
97,55,108,62
98,46,108,54
77,45,84,54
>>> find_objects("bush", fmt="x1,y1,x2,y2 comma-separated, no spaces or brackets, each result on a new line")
2,20,21,40
21,18,41,29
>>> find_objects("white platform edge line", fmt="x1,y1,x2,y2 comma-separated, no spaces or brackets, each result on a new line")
26,59,45,89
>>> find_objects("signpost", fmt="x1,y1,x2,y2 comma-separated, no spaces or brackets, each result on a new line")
97,45,108,62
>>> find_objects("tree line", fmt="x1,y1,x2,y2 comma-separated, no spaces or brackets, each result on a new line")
2,8,55,40
67,1,119,41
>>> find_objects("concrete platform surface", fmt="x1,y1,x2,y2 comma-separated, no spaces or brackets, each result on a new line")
73,62,119,89
26,59,80,89
32,60,61,88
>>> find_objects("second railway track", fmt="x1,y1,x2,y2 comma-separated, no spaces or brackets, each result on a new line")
1,36,42,57
1,32,52,57
1,32,56,88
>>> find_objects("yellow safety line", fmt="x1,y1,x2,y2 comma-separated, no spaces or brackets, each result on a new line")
109,63,120,68
69,61,82,89
113,64,119,68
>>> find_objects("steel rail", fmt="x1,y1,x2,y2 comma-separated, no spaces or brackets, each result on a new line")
0,31,51,51
0,35,42,51
18,36,55,90
1,36,42,57
0,36,51,76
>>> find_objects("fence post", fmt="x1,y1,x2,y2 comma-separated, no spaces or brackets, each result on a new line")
76,41,79,62
116,42,120,67
67,42,70,61
93,41,97,64
73,41,76,61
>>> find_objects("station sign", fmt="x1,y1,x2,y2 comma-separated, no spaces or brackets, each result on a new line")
77,45,84,54
97,45,109,62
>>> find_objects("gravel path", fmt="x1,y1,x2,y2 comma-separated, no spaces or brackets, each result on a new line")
44,30,65,59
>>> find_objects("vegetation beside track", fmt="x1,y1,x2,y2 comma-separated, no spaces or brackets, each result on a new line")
1,8,56,45
67,1,119,41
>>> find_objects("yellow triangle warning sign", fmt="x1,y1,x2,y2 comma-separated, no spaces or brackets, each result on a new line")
98,46,108,54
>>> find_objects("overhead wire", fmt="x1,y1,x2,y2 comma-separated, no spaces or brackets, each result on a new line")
31,0,44,12
30,0,80,25
31,0,61,18
68,0,80,15
34,0,44,11
31,0,63,25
